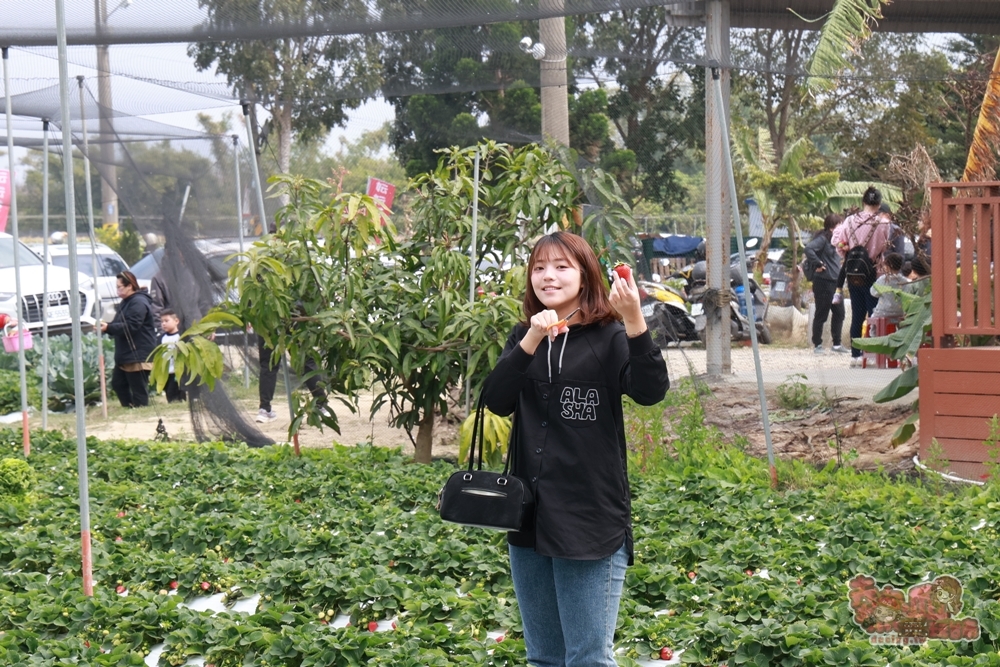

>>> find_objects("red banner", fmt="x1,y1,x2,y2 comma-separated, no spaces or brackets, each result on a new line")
366,177,396,212
0,170,10,233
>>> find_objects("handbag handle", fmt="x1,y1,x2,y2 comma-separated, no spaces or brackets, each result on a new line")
467,388,517,477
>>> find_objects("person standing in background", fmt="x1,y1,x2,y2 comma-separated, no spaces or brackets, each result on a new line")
832,187,892,367
101,270,157,407
806,214,849,355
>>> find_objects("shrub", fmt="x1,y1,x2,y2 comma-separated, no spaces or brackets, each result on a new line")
0,457,34,498
0,369,39,414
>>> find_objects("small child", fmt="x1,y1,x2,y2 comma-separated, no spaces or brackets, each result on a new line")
871,253,908,319
160,309,186,403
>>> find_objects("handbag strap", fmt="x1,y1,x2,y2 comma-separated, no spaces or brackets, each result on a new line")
467,387,518,477
467,389,487,472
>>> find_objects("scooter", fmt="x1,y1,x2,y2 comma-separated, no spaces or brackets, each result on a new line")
670,257,772,345
638,279,699,345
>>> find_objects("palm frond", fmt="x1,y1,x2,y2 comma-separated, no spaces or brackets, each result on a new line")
962,48,1000,183
756,127,777,173
778,137,811,178
823,181,902,214
806,0,889,92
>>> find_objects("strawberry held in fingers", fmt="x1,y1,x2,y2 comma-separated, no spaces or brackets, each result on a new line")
613,262,632,282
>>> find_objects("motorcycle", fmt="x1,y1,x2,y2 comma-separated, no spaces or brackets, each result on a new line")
668,256,772,345
638,279,699,345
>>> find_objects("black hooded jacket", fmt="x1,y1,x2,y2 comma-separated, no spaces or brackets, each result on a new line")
484,322,669,564
106,289,158,366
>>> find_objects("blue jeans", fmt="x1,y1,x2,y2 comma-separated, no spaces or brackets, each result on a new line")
509,542,628,667
847,281,879,358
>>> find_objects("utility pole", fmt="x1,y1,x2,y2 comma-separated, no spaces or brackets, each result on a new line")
94,0,119,229
704,0,732,377
539,0,569,146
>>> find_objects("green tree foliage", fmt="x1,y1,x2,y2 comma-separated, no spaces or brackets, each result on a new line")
154,142,635,463
573,9,702,209
190,0,381,176
379,10,543,177
289,123,408,197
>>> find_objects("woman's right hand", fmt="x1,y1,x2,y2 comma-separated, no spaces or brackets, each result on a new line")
520,309,566,355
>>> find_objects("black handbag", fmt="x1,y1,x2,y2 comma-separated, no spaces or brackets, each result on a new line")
438,391,534,531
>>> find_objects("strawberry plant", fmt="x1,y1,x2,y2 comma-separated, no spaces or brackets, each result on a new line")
3,389,1000,666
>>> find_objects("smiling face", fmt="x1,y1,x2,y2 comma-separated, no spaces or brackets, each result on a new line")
529,247,582,318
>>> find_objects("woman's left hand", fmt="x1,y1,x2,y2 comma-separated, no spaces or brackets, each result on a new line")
99,321,108,333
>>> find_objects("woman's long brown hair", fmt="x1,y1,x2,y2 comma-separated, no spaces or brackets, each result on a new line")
522,232,618,327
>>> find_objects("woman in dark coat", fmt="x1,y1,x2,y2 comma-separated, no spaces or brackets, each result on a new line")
100,270,158,407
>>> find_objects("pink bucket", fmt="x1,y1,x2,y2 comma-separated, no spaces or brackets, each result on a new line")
2,324,33,354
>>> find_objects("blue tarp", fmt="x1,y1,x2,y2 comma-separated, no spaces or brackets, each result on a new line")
649,235,703,257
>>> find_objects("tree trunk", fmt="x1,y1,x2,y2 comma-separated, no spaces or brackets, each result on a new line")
275,105,293,206
413,408,435,464
788,215,801,308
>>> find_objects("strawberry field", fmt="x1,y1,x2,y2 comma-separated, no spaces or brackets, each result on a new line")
2,383,1000,666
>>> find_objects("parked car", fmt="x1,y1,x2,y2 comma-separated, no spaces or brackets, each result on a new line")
29,241,129,323
0,232,96,335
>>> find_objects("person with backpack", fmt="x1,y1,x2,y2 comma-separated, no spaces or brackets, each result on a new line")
805,213,849,354
832,186,892,367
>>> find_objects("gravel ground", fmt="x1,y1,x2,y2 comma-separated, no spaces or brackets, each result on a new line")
660,342,914,405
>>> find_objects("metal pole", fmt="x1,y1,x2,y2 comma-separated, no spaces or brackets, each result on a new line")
77,76,108,419
465,148,481,414
241,101,268,235
177,183,191,224
3,48,31,456
41,119,50,430
711,68,777,488
94,0,118,229
56,0,95,596
233,135,249,388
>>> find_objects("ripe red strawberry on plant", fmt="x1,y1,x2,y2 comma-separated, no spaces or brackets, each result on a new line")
367,621,378,632
613,263,631,282
660,646,674,660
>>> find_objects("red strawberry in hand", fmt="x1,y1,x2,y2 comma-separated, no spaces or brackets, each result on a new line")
660,646,674,660
613,263,632,282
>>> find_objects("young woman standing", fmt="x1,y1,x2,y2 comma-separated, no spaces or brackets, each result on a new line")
484,232,669,666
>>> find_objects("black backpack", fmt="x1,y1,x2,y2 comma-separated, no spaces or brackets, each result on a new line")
843,222,877,286
802,256,820,281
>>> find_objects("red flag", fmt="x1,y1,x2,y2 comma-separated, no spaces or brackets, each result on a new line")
0,170,10,233
366,177,396,212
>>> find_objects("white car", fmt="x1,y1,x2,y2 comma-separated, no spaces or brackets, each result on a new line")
29,241,129,323
0,233,96,335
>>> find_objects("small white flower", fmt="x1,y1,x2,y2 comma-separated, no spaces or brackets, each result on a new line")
806,515,815,521
691,595,700,602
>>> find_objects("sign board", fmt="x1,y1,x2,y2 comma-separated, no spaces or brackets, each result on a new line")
0,170,10,233
366,177,396,212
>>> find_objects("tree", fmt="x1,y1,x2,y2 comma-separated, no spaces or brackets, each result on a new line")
379,13,544,177
189,0,381,179
573,9,701,208
289,123,408,196
155,142,636,463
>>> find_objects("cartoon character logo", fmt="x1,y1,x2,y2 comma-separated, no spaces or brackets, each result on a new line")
848,574,980,645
